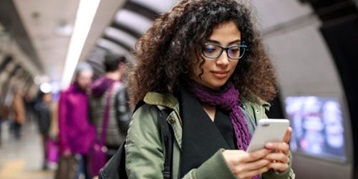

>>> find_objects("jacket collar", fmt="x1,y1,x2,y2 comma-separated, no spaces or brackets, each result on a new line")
143,92,180,114
241,93,271,111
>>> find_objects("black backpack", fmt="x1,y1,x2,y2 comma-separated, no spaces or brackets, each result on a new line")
99,103,174,179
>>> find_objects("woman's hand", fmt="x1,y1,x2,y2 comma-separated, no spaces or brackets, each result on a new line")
264,127,292,172
223,148,272,179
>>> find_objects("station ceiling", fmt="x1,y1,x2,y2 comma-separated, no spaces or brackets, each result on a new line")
0,0,177,81
0,0,330,84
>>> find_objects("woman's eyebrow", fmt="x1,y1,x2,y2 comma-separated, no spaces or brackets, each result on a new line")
206,39,242,45
206,39,220,44
228,40,242,45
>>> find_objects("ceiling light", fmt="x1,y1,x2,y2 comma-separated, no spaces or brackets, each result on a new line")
55,22,73,36
61,0,101,89
40,82,52,93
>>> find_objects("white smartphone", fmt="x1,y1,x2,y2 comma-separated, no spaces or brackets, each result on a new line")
246,119,290,152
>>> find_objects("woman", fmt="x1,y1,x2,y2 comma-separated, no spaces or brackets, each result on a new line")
11,87,26,140
126,0,295,178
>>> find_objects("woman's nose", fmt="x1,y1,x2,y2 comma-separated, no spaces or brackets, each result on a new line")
216,50,229,66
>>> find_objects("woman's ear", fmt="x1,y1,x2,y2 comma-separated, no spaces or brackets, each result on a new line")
118,63,126,73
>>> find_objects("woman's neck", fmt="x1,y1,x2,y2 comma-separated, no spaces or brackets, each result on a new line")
202,104,216,121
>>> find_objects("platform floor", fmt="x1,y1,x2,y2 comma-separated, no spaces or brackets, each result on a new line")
0,121,54,179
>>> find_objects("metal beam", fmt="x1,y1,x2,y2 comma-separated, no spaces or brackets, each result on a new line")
102,35,132,51
0,0,43,72
0,55,12,73
123,1,160,21
110,22,141,39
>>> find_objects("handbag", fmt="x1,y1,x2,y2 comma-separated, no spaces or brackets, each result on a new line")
47,138,60,164
88,85,114,177
99,102,173,179
55,156,78,179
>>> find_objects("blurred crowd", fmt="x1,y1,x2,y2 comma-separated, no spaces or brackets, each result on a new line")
0,54,131,179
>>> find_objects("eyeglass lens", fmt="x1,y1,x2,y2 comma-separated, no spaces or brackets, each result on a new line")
203,43,246,60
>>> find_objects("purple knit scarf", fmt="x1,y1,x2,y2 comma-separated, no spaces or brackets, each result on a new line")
190,82,251,150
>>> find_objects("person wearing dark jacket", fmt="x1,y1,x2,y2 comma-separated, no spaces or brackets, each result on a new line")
35,91,53,170
89,54,131,166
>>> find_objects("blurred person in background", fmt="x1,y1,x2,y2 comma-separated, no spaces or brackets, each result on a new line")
24,91,36,123
2,88,13,138
0,89,4,146
48,95,60,168
58,63,96,179
49,98,59,141
34,91,53,170
11,86,26,140
88,54,131,176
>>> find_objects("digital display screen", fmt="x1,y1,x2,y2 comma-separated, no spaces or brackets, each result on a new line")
285,96,346,161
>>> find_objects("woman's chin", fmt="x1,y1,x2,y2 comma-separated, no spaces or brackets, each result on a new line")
205,82,227,90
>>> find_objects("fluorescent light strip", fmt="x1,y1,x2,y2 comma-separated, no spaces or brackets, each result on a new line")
61,0,101,89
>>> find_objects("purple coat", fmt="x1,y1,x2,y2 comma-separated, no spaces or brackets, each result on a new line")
58,84,96,154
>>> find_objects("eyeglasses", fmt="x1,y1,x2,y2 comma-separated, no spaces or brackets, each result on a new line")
202,42,248,60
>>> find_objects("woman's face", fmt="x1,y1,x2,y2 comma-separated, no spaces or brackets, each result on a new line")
43,93,52,103
192,21,241,90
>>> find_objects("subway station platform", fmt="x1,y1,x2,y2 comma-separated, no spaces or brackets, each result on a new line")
0,122,54,179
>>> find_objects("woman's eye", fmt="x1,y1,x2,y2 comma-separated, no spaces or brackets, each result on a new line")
205,48,215,53
230,47,240,54
204,45,218,54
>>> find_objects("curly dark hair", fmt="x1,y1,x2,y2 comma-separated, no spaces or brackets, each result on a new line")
103,53,127,73
129,0,278,106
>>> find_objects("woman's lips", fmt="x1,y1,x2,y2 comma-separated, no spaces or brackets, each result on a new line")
212,71,228,78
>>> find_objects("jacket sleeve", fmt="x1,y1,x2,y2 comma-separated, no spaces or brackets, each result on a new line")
115,87,131,135
182,149,237,179
125,104,165,178
58,92,70,152
125,104,237,179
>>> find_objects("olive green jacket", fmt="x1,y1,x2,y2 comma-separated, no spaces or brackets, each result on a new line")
125,92,295,179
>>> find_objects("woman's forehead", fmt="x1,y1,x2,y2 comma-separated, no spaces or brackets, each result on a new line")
207,21,241,45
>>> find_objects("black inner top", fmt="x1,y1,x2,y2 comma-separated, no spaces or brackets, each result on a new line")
179,87,237,177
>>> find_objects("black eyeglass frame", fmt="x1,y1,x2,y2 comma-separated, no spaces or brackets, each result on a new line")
202,42,248,60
